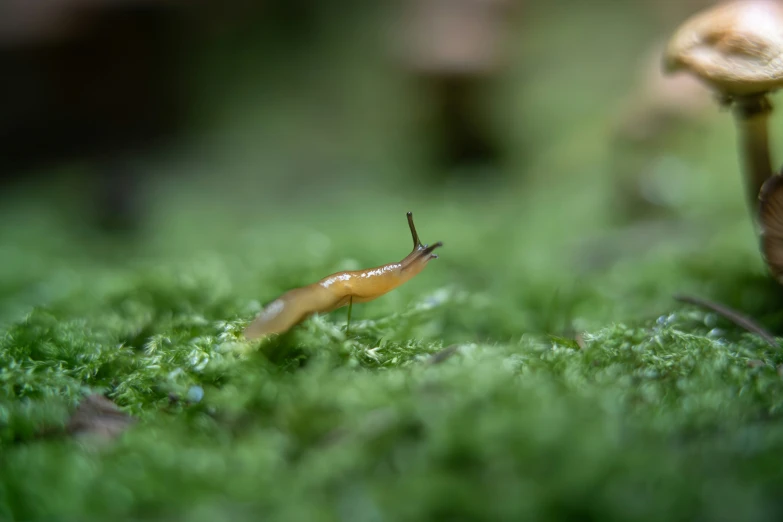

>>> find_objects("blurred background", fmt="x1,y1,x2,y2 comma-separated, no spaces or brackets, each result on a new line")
3,0,781,335
0,0,720,214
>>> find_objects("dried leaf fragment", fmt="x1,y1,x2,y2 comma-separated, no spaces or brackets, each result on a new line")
66,394,136,442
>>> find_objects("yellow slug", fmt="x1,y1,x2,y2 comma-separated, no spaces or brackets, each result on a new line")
244,212,443,339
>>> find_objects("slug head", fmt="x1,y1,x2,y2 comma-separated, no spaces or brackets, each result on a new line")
403,211,443,267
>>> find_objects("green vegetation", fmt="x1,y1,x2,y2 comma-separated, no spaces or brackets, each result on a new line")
4,3,783,521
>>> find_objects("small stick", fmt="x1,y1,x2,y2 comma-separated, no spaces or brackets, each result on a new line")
427,345,460,365
673,294,778,348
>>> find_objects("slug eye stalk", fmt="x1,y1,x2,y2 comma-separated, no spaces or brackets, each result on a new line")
405,211,443,265
407,211,420,249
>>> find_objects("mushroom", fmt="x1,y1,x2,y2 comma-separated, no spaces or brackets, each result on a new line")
663,0,783,218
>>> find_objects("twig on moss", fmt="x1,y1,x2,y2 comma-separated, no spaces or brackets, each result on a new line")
673,294,778,348
427,345,460,365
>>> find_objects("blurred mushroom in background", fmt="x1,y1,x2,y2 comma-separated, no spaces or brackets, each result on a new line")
0,0,190,233
613,42,713,146
607,0,730,223
609,40,714,222
645,0,726,26
394,0,523,180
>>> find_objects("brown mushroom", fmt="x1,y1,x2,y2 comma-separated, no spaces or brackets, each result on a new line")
759,173,783,280
664,0,783,217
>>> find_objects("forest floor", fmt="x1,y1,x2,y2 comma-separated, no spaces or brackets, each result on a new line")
4,3,783,521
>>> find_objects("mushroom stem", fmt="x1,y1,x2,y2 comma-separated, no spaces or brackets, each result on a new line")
733,94,774,217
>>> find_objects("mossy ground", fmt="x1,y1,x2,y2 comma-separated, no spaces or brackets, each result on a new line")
4,3,783,521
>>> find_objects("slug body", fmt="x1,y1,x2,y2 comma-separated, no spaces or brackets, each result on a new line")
244,212,443,340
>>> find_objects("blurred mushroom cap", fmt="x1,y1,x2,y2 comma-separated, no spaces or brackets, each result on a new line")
664,0,783,96
613,41,713,144
399,0,520,75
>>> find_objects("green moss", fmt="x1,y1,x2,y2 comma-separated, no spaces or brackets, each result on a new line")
3,199,783,521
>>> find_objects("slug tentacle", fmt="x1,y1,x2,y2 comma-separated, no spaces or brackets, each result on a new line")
421,241,444,258
400,212,444,269
244,212,443,340
407,211,421,248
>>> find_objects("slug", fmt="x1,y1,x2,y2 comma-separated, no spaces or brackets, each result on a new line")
244,212,443,340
